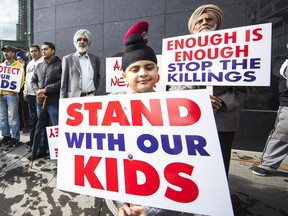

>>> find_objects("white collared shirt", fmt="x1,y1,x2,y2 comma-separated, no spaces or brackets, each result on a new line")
280,59,288,79
78,53,95,93
24,58,42,95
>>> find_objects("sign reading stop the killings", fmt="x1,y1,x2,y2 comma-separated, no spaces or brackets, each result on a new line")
106,55,166,93
162,23,271,86
57,90,233,215
0,64,23,92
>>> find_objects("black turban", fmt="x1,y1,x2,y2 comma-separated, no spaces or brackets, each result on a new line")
122,33,157,72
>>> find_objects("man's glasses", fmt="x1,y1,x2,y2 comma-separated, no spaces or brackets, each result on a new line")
77,38,88,42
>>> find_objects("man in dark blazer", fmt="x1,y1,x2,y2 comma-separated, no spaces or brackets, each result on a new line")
60,29,101,98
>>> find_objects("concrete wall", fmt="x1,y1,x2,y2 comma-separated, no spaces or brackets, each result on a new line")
33,0,248,96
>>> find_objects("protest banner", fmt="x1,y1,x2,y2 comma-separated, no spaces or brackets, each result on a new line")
162,23,272,86
57,90,233,215
46,126,59,160
0,64,23,92
106,55,166,93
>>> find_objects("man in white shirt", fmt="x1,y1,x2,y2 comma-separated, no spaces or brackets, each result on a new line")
23,44,42,146
280,59,288,87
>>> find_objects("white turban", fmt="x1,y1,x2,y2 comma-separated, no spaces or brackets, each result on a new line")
73,29,93,47
188,4,224,34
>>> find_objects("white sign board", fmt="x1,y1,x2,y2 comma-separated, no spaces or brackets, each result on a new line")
0,64,23,92
162,23,272,86
57,90,233,215
46,126,59,160
106,55,166,93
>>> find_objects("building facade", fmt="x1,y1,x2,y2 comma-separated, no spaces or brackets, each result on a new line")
33,0,250,95
234,0,288,151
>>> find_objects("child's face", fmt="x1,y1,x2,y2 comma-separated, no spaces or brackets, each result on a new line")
123,60,159,93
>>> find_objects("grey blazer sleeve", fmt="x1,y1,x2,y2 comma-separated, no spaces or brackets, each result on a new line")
60,55,69,99
89,54,101,91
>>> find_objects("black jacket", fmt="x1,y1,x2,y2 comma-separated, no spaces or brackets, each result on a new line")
31,56,62,104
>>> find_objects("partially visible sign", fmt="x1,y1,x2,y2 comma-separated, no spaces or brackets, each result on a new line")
106,55,166,93
0,65,23,92
46,126,58,160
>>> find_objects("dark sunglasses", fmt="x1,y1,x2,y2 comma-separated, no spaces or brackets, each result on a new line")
77,38,88,42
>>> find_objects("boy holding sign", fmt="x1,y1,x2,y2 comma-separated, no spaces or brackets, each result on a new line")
105,34,182,216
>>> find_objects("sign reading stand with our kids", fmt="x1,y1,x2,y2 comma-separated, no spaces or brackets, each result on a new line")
57,90,233,216
162,23,272,86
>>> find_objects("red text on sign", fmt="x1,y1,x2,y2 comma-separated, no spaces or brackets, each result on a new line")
167,31,237,51
110,76,127,87
0,65,21,75
49,127,59,138
66,98,201,127
74,156,199,203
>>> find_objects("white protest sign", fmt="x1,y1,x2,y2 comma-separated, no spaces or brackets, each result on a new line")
57,90,233,215
0,64,23,92
106,55,166,93
46,126,59,160
162,23,272,86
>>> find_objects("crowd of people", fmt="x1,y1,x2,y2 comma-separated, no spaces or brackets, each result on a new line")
0,3,287,216
0,28,102,160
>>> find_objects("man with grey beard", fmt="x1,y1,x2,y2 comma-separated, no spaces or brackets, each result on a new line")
60,29,101,98
169,4,252,175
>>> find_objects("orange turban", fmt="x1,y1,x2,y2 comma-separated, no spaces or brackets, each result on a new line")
188,4,224,34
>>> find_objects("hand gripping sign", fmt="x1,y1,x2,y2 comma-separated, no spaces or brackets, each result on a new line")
57,90,233,216
162,23,272,87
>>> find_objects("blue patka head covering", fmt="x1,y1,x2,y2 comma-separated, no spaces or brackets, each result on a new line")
16,51,28,62
73,29,93,47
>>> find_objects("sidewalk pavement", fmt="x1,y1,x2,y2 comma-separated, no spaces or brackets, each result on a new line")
0,132,287,216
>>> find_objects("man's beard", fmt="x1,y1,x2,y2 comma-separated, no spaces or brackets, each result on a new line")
195,23,217,33
77,46,87,53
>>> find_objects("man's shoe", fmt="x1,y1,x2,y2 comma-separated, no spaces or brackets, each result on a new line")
21,128,30,133
252,166,271,176
24,141,32,146
9,138,20,148
27,155,32,161
0,136,11,147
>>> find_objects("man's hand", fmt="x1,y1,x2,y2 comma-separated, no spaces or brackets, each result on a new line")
23,94,28,102
118,204,147,216
36,89,46,95
36,89,47,100
210,95,223,113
